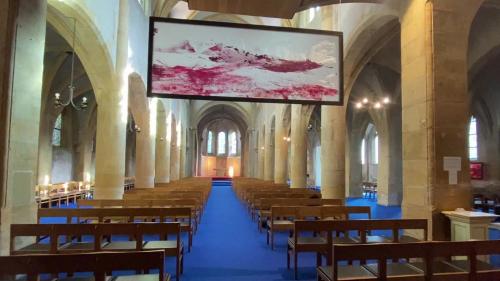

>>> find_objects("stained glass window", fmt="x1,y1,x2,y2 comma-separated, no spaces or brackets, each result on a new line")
229,131,237,155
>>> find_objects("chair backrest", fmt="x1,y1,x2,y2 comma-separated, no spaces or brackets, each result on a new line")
37,207,192,223
320,206,371,220
331,240,500,281
0,251,165,281
271,206,297,218
329,219,428,242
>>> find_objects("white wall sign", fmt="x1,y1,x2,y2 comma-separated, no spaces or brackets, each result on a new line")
443,156,462,185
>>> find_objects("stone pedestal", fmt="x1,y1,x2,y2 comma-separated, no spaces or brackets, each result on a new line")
442,210,498,241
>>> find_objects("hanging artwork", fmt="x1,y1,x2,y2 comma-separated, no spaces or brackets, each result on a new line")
147,18,343,105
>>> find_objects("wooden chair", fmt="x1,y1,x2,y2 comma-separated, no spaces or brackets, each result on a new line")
288,220,333,280
267,206,297,250
0,251,168,281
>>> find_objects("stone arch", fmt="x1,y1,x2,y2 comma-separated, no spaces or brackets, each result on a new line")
343,15,400,97
47,2,114,103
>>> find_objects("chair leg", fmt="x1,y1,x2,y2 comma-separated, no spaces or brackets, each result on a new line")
316,253,321,266
287,247,291,269
271,231,274,250
176,256,180,281
189,232,192,252
294,252,298,280
266,229,270,245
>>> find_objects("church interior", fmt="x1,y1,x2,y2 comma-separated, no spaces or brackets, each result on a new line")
1,0,500,280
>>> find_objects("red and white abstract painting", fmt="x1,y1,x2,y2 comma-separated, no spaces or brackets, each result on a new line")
149,19,342,104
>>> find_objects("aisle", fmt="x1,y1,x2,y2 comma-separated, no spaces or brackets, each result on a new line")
181,183,318,281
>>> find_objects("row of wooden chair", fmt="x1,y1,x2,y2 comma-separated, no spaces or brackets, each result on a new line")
266,205,371,250
288,218,428,279
256,198,344,232
77,199,202,237
11,222,183,280
0,251,168,281
37,207,194,253
317,240,500,280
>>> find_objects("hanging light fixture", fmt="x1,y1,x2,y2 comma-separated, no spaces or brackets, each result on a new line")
355,96,391,110
54,17,88,110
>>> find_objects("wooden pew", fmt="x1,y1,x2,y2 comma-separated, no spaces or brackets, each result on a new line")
11,222,183,281
317,240,500,281
0,251,168,281
267,206,371,250
288,218,428,279
37,207,194,252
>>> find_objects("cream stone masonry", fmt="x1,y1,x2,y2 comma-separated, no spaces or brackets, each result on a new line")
94,0,129,199
264,121,275,181
400,0,484,240
274,110,288,184
0,0,47,255
291,104,312,189
155,102,169,183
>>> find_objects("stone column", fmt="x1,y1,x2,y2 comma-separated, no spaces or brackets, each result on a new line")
400,0,482,240
134,100,156,189
264,126,274,180
345,126,364,198
94,0,128,199
274,116,288,184
164,111,172,182
290,104,308,188
170,120,180,181
321,106,346,198
0,0,47,255
155,105,169,183
258,129,265,179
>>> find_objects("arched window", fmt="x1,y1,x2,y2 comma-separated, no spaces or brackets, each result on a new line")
361,139,366,165
217,132,226,155
207,131,213,154
228,131,237,155
469,117,478,160
373,135,379,164
52,114,62,147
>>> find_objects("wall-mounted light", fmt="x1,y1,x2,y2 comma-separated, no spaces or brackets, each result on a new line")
283,136,291,142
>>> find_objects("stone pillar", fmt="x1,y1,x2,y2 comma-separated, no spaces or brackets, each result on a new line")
0,0,47,255
377,109,403,206
290,104,308,188
170,120,180,181
155,104,169,183
345,126,364,198
321,106,346,198
400,0,482,240
94,0,128,199
264,126,274,180
134,100,156,189
164,111,172,182
274,116,288,184
258,128,265,179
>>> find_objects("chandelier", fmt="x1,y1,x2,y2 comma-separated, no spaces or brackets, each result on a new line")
355,97,391,110
54,17,88,110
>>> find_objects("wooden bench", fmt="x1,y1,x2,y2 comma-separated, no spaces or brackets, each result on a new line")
317,240,500,281
11,222,183,281
288,218,428,279
0,251,168,281
267,206,372,250
37,207,194,252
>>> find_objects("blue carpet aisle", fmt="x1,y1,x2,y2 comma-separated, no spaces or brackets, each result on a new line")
182,184,401,281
